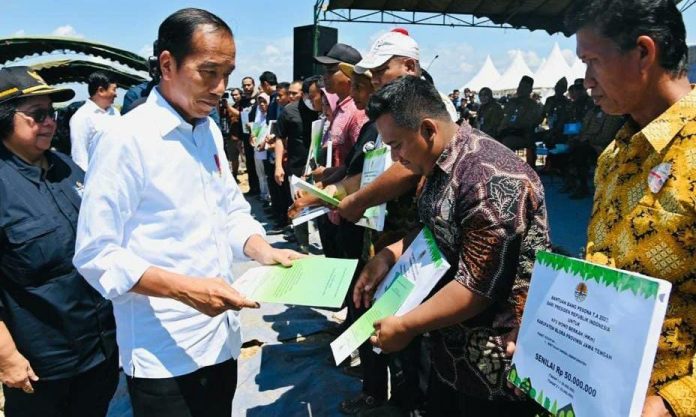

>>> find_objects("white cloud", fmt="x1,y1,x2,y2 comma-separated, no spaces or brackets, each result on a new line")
423,41,477,92
522,50,542,70
139,43,153,58
368,29,390,45
13,29,25,37
229,36,294,87
263,44,281,56
561,48,578,66
52,25,83,38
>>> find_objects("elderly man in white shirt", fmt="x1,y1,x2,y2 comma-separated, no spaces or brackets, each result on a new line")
69,71,120,171
73,8,302,417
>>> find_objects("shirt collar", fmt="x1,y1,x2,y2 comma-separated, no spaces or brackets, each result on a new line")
632,84,696,153
434,123,472,176
146,87,209,136
84,98,109,114
335,96,354,112
0,142,55,184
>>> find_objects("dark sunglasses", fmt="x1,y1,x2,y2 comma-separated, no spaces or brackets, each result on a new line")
16,107,57,124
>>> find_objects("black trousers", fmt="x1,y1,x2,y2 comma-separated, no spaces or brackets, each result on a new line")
127,358,238,417
242,134,260,194
3,353,119,417
264,159,289,223
317,215,342,258
426,372,544,417
569,141,596,192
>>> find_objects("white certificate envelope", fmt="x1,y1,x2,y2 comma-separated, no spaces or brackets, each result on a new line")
373,227,451,317
356,143,392,232
510,251,671,417
241,108,251,134
305,119,325,175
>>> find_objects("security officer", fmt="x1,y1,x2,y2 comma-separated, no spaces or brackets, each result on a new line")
498,75,543,166
0,66,118,417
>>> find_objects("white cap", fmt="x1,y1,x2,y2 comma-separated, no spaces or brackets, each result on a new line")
354,30,420,74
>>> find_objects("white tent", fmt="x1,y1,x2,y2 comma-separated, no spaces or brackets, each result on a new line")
567,58,587,83
492,50,534,93
534,43,572,90
461,55,501,92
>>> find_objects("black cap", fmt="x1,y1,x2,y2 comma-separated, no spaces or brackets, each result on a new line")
0,66,75,105
314,43,362,66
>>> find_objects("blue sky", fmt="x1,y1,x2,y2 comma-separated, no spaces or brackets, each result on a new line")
2,0,695,100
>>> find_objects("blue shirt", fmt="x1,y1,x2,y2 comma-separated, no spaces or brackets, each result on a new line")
0,145,116,379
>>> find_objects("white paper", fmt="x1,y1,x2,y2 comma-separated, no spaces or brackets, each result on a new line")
291,206,331,226
241,108,251,134
305,119,325,175
326,140,333,168
356,143,392,231
510,252,671,417
372,227,451,317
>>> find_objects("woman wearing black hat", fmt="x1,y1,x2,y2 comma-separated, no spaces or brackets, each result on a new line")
0,66,118,417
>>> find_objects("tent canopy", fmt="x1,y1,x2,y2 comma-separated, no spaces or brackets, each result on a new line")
0,36,148,72
492,50,534,93
324,0,694,35
30,59,147,89
533,42,571,89
462,55,500,92
566,58,587,84
324,0,578,35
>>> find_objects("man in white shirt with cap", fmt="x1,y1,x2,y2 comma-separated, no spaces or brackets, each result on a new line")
73,8,302,417
337,28,457,223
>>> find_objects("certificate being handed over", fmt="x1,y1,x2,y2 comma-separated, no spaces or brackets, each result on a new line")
232,257,358,308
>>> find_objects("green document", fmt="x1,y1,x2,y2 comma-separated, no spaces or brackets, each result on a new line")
250,122,269,146
232,257,357,308
292,176,341,207
330,274,414,365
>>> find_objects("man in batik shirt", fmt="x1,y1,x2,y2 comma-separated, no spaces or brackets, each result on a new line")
353,76,550,416
566,1,696,416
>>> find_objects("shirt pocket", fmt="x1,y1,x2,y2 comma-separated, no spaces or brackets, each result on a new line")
629,202,694,277
2,218,61,285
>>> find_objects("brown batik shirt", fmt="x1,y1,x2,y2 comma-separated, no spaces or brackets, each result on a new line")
418,122,550,400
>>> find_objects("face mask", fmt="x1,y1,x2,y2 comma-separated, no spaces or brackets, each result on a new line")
303,96,315,111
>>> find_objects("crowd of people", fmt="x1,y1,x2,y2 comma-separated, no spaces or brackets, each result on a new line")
446,75,626,199
0,1,694,417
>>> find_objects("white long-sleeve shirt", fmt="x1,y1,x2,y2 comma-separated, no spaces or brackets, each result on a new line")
74,88,265,378
69,98,120,171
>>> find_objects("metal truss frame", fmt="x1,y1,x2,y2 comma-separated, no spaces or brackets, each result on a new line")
314,0,513,29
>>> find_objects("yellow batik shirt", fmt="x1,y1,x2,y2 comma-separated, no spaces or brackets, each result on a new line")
586,86,696,417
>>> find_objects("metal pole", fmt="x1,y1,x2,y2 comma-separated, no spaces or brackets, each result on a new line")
313,0,323,76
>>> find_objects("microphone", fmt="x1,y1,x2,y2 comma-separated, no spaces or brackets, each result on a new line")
426,54,440,71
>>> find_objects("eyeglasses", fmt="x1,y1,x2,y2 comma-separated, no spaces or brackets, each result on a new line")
15,107,57,124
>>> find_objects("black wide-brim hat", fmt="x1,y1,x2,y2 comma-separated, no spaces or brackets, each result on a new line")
0,66,75,105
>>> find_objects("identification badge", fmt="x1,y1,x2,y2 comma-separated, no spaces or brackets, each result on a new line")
74,181,84,198
647,163,671,194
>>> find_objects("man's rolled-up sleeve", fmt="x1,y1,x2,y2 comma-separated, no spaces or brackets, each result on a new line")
73,125,151,300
